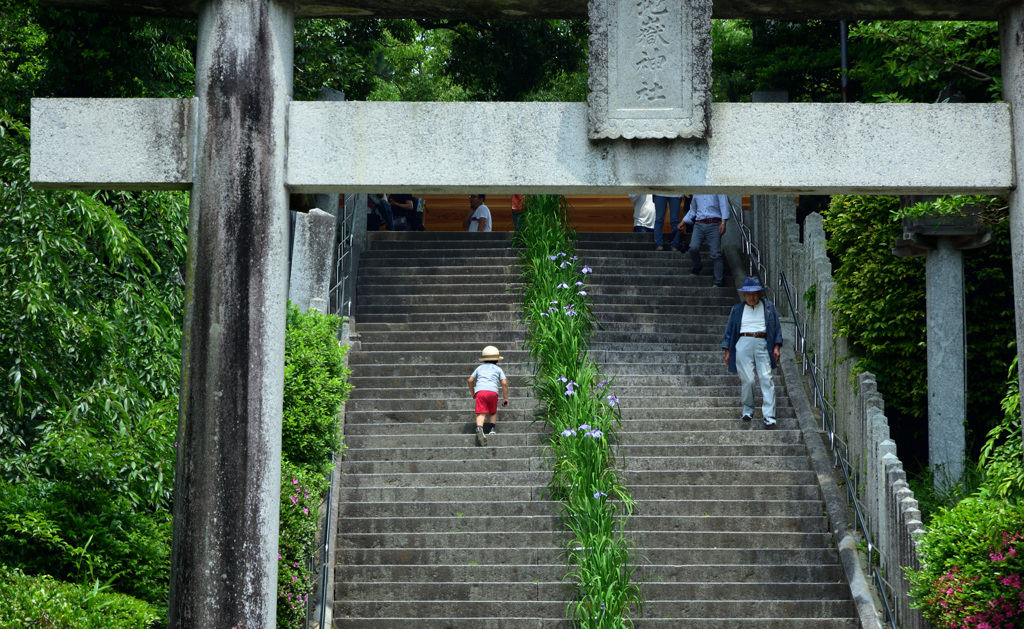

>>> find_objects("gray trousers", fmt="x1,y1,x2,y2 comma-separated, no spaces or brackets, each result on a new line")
689,221,724,282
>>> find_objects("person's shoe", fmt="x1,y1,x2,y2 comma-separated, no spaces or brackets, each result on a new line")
763,417,777,429
691,265,703,275
712,280,725,288
487,426,497,435
655,246,664,251
670,247,680,252
476,426,487,446
741,414,753,422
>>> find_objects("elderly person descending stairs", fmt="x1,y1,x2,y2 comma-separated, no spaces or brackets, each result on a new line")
721,277,784,428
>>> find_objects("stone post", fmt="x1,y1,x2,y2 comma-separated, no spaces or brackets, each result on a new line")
169,0,293,626
926,237,966,486
1001,5,1024,465
289,208,337,313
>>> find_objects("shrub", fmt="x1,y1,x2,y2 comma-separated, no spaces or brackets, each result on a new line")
277,304,350,628
277,461,330,629
0,564,159,629
909,497,1024,628
979,358,1024,502
281,304,352,474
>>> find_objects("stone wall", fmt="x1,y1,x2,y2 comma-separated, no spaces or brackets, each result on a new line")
747,195,927,629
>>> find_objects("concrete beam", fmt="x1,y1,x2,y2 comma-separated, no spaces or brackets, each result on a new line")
31,99,1013,194
38,0,1016,21
31,98,194,190
287,101,1013,195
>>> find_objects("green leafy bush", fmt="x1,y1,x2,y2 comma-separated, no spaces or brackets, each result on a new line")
277,461,330,629
909,497,1024,628
0,564,159,629
823,195,1015,470
978,358,1024,502
277,304,350,628
282,304,352,474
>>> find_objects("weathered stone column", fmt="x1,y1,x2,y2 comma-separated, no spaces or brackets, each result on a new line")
289,208,337,313
1001,5,1024,465
926,237,966,486
169,0,293,626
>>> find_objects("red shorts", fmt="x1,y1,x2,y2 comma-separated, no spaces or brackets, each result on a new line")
474,390,499,414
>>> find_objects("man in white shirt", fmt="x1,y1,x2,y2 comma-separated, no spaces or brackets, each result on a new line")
629,194,655,233
721,277,783,428
463,194,492,232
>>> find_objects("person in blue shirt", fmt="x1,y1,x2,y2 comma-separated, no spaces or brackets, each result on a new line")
721,277,783,428
680,194,731,287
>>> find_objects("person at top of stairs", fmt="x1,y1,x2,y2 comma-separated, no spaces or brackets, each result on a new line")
467,345,509,446
722,276,784,429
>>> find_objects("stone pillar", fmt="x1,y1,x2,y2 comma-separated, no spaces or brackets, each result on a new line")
169,0,293,626
926,237,966,487
1001,5,1024,465
289,208,337,313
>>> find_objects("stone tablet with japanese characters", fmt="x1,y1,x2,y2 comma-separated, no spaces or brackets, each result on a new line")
588,0,712,139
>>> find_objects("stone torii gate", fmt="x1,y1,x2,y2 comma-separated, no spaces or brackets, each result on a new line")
29,0,1023,626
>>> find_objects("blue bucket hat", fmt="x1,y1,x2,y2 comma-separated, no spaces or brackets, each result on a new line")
739,276,765,292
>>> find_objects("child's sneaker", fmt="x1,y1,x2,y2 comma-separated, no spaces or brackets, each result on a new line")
476,426,487,446
487,427,497,435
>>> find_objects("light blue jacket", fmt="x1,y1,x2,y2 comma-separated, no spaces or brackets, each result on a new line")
722,298,783,373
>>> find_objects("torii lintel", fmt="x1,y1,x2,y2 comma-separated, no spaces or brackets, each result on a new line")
37,0,1018,21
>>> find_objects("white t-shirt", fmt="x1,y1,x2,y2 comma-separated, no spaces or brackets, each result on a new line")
468,203,492,232
629,194,655,229
740,301,766,333
471,362,506,393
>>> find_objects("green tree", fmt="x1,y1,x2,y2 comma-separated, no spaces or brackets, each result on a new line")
849,20,1000,103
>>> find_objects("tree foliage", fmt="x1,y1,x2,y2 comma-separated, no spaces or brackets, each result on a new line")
711,19,845,102
823,195,1016,468
850,21,1000,103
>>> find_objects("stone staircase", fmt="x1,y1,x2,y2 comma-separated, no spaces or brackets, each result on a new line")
577,232,857,628
336,231,565,628
333,230,858,628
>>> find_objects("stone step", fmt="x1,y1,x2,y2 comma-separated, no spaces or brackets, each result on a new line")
341,396,790,413
341,409,793,424
338,500,557,518
339,469,817,488
340,515,562,534
356,283,524,297
355,293,520,307
353,303,519,316
340,455,812,475
338,498,823,518
340,486,547,503
342,443,807,461
338,530,833,550
339,564,566,583
357,270,518,283
336,546,842,567
346,385,535,400
348,349,531,365
334,600,565,620
632,620,857,629
337,618,855,629
637,563,845,582
351,311,521,325
355,321,528,333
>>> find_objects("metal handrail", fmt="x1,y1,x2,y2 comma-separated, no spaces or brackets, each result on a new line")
307,452,336,628
734,202,897,628
779,273,897,629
